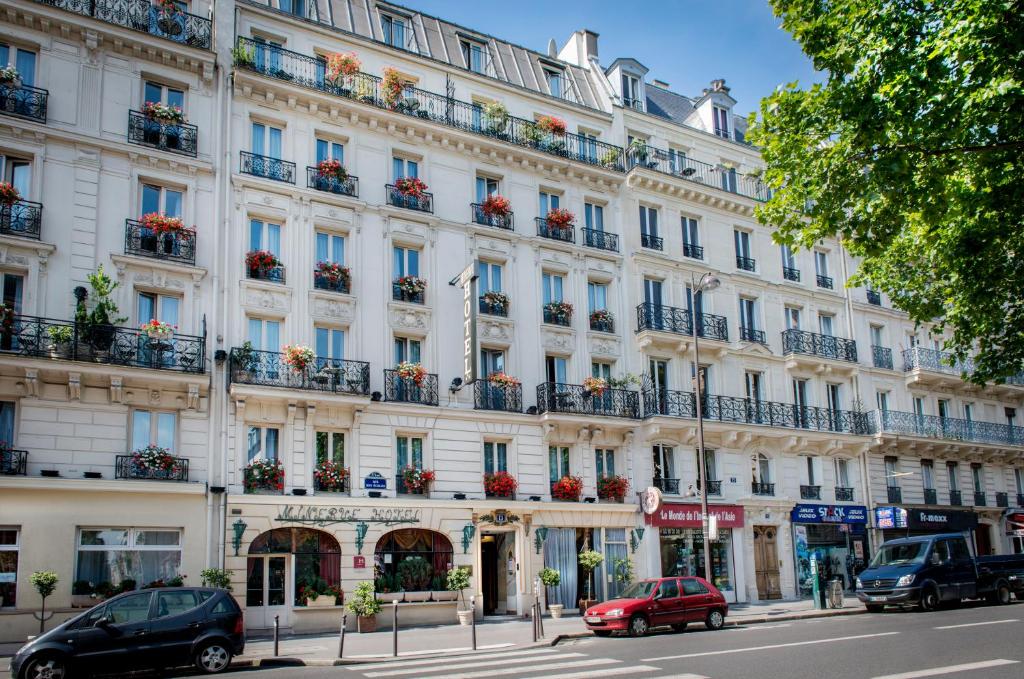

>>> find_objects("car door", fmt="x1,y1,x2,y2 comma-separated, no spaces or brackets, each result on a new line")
949,538,976,599
680,577,709,622
929,540,957,601
71,591,155,673
651,578,683,626
148,589,205,667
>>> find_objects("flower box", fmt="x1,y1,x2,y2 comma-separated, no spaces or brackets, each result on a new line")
551,475,583,502
305,595,338,608
484,471,518,498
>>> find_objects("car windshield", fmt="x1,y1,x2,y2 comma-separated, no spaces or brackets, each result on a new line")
618,581,656,599
869,542,928,567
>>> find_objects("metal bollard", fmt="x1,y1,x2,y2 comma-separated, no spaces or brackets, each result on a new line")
470,595,477,650
531,598,537,642
273,614,280,657
338,613,347,658
392,600,399,657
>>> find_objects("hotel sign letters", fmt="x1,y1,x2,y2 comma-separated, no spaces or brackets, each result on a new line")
275,505,421,527
457,264,479,385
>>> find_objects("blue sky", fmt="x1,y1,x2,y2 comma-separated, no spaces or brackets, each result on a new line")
406,0,820,116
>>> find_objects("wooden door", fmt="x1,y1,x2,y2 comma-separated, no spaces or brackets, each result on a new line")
753,526,782,600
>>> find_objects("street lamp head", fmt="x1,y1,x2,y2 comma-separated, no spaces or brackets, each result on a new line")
698,273,721,293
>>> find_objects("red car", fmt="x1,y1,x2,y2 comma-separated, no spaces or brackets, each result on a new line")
583,576,728,637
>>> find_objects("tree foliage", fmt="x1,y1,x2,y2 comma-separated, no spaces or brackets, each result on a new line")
748,0,1024,384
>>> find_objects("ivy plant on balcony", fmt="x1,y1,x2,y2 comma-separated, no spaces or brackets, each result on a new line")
597,474,629,502
551,475,583,501
244,459,285,493
131,444,182,477
483,470,518,498
314,460,350,492
75,265,127,352
0,182,20,207
481,290,509,312
599,148,621,169
401,466,435,494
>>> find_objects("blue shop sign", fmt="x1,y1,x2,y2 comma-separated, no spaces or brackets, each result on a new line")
364,471,388,490
791,504,868,525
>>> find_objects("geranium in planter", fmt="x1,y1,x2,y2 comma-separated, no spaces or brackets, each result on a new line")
395,275,427,297
582,376,608,397
244,458,284,493
481,290,509,312
140,319,176,342
282,344,315,372
537,115,567,136
597,474,629,502
381,67,405,109
395,361,427,386
315,159,349,184
401,465,435,494
140,212,188,235
480,194,511,219
487,372,520,388
0,181,20,207
483,470,517,498
314,459,349,492
551,475,583,502
590,309,613,326
544,207,575,230
394,176,428,199
543,301,573,321
325,51,361,86
0,65,20,87
246,249,281,276
142,101,185,125
131,444,181,477
314,261,351,290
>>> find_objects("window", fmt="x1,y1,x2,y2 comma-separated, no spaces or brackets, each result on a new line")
141,183,182,218
545,69,564,98
587,281,607,314
249,219,281,257
963,403,974,422
947,462,960,491
396,435,423,470
314,326,344,361
315,231,345,267
374,530,453,592
585,203,604,231
381,14,409,49
137,291,180,329
595,448,615,478
316,431,344,465
699,448,718,482
591,362,612,381
393,246,420,277
315,138,344,164
656,579,679,599
549,445,570,482
877,391,890,412
639,205,659,238
870,325,884,348
480,347,504,376
721,166,738,193
827,384,842,412
1015,468,1023,495
754,453,771,484
668,147,687,174
0,529,18,607
279,0,306,17
971,463,984,493
545,355,567,384
921,460,935,490
475,176,498,202
393,337,421,364
0,43,36,87
476,260,502,293
781,244,796,271
913,397,925,417
818,313,834,336
649,359,669,392
884,456,899,488
835,458,850,488
484,441,507,474
682,217,700,249
247,426,279,463
784,306,801,330
131,410,176,452
739,297,758,332
155,589,199,618
744,372,763,401
392,156,418,181
252,36,284,73
251,122,282,159
1006,408,1017,427
621,73,641,108
144,81,184,110
653,445,674,481
541,272,564,304
461,40,487,74
0,154,30,203
644,278,663,306
814,251,829,278
804,456,817,485
539,191,560,215
734,230,752,260
578,129,598,162
937,399,949,420
247,317,280,352
76,528,182,588
713,106,730,138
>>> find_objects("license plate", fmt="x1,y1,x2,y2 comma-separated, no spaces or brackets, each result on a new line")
585,616,602,623
867,596,885,602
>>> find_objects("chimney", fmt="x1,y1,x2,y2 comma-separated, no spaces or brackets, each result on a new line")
582,29,599,60
652,79,670,89
547,38,557,59
711,78,729,93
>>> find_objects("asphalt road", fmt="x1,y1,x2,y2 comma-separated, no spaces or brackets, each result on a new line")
234,601,1024,679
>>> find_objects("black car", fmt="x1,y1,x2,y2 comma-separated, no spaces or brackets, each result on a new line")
11,587,244,679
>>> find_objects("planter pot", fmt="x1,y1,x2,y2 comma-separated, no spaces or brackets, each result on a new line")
548,604,564,619
357,614,377,633
431,590,456,602
376,592,401,603
71,594,96,608
403,591,430,603
305,596,336,608
89,323,115,351
457,609,473,626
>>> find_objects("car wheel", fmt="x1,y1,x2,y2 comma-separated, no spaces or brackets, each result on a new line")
995,584,1012,605
705,609,725,630
865,604,885,613
628,614,649,637
21,654,69,679
671,623,687,632
194,641,233,674
592,630,612,637
919,586,940,612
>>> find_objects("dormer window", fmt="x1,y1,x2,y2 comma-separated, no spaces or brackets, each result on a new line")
713,106,731,139
381,13,409,50
622,74,642,110
461,39,488,75
545,69,564,98
279,0,305,17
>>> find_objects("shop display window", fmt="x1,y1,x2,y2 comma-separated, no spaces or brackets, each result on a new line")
374,529,453,594
658,528,733,592
75,528,182,589
0,528,18,607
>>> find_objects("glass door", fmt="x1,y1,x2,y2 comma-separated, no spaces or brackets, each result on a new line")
245,555,289,629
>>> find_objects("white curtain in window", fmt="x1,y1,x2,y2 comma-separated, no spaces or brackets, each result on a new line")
543,528,578,610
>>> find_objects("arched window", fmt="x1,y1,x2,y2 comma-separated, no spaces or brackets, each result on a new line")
247,528,340,607
374,529,453,593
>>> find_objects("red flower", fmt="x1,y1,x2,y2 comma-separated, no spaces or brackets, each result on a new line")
481,194,511,218
551,475,583,501
394,177,428,199
597,475,629,501
246,250,281,272
0,182,21,207
544,208,575,230
484,471,518,497
537,116,567,135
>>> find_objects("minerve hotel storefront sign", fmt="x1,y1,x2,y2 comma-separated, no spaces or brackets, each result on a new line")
275,504,421,527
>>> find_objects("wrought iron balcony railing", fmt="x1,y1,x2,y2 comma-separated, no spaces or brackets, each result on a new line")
1,449,28,476
835,486,854,502
313,270,350,294
752,481,775,496
392,283,425,304
0,200,42,240
782,328,858,362
800,485,822,500
396,473,427,495
736,255,756,271
124,218,196,265
240,151,295,183
127,110,198,157
386,185,433,213
973,491,987,507
114,453,188,482
315,475,350,493
0,83,48,122
949,489,962,506
866,290,882,306
924,488,938,505
536,217,574,243
623,143,769,201
247,264,285,283
582,228,619,252
653,478,680,494
783,267,801,282
0,314,204,373
683,243,704,260
887,486,903,503
230,348,369,395
902,346,972,377
36,0,213,49
641,233,663,250
996,492,1008,507
634,303,729,342
471,204,513,230
473,380,522,413
234,38,625,172
307,167,358,197
870,410,1024,447
383,369,439,406
872,345,894,370
543,306,572,327
697,479,722,496
740,327,766,344
816,274,834,290
536,382,640,419
479,296,508,317
589,315,614,333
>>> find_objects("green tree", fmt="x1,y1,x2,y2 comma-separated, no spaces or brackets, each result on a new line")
748,0,1024,384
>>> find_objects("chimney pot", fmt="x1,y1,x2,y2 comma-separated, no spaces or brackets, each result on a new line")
652,79,670,89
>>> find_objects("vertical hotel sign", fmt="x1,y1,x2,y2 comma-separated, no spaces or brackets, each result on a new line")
456,264,479,384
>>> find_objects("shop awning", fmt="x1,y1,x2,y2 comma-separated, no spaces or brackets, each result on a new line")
644,503,744,528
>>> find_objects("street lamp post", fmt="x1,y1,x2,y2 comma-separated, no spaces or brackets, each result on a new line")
691,272,720,584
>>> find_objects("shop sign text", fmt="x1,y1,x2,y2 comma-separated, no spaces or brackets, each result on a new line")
645,503,744,528
791,504,868,525
275,505,421,527
353,556,366,569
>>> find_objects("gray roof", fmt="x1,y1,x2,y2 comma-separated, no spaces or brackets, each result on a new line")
644,85,696,124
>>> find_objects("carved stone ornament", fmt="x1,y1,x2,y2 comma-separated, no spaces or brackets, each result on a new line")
389,305,430,332
243,284,292,312
589,335,621,358
542,327,575,352
478,318,512,342
310,292,355,323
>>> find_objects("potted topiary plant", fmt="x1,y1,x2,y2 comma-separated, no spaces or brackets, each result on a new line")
346,581,381,633
539,567,562,618
30,570,58,634
577,550,604,611
447,566,472,625
397,555,432,602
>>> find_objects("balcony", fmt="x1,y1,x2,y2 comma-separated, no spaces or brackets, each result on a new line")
386,184,433,213
870,410,1024,447
698,479,723,496
683,243,704,260
0,200,43,240
479,294,509,317
536,217,574,243
635,304,729,343
642,388,695,419
307,167,359,198
396,474,427,496
782,328,858,363
949,490,962,506
924,488,937,505
867,290,882,306
240,151,295,184
0,82,48,123
736,255,756,272
1,449,28,476
313,270,350,294
127,110,198,157
973,491,987,507
996,492,1008,508
470,203,514,230
902,347,973,388
783,267,801,282
114,454,188,482
37,0,212,49
0,315,204,373
536,382,640,419
835,486,854,502
315,476,349,494
230,348,369,395
887,486,903,503
641,233,663,251
752,481,775,496
816,274,834,290
623,143,769,202
247,263,285,284
589,313,613,333
872,346,894,370
473,380,522,413
542,305,572,327
740,326,767,344
392,282,424,304
383,369,439,406
582,228,619,253
234,38,624,173
124,219,196,265
800,485,822,500
654,478,680,494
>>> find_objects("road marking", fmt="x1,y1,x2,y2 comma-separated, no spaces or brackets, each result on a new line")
351,648,559,670
727,623,792,631
869,659,1020,679
347,642,513,658
363,652,585,677
534,668,665,679
642,631,900,662
933,619,1019,630
424,657,622,679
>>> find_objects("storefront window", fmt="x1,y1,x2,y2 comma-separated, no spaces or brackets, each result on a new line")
793,523,861,596
0,528,17,607
75,527,182,588
658,528,733,592
247,528,341,607
374,529,453,594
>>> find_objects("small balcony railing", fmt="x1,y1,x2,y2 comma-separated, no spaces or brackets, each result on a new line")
247,263,285,284
39,0,212,49
307,167,358,197
1,449,28,476
995,492,1008,508
536,382,640,419
782,328,858,362
683,243,704,260
736,255,756,271
949,490,962,506
973,491,987,507
0,82,48,122
582,228,619,252
124,219,196,265
636,303,692,335
752,481,775,496
800,485,822,500
396,473,427,495
127,110,198,157
115,454,188,482
924,488,937,505
641,233,663,250
870,410,1024,447
835,486,854,502
902,346,972,377
623,143,769,201
479,296,508,317
392,283,424,304
697,479,722,496
0,200,43,240
240,151,295,183
653,478,680,494
887,486,903,503
313,270,350,294
386,185,433,213
783,267,801,282
315,476,350,493
536,217,574,243
471,204,513,230
543,306,572,327
589,315,614,333
383,369,439,406
473,380,522,413
230,348,370,395
867,290,882,306
740,327,766,344
872,345,894,370
816,274,834,290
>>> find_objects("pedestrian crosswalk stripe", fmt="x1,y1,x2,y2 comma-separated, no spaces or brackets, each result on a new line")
363,652,586,677
638,674,708,679
870,659,1019,679
377,656,622,679
537,666,666,679
350,647,560,671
